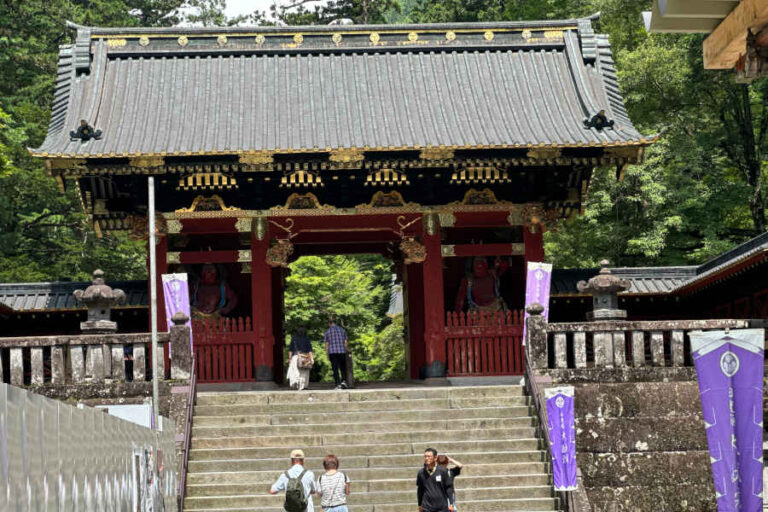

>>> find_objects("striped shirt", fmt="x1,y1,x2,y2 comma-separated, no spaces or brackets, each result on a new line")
324,325,347,354
317,471,349,508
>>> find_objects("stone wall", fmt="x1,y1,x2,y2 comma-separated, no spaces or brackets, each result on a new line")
544,370,714,511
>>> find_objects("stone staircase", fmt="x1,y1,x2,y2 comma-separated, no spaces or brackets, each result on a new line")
184,384,559,511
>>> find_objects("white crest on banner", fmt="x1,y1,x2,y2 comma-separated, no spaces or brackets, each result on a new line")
719,351,740,377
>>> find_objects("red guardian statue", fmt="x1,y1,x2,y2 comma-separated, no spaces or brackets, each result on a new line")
453,257,508,313
191,264,238,318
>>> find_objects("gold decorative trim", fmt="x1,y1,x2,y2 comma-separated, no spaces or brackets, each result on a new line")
438,212,456,227
507,209,524,226
511,243,525,255
407,31,419,42
239,152,274,165
420,147,454,161
253,216,267,240
130,156,164,168
166,219,183,234
266,239,294,268
446,31,456,41
255,34,266,45
175,194,240,213
604,146,642,160
453,188,508,206
484,31,495,41
544,30,564,39
49,158,86,170
167,252,181,265
441,245,456,257
521,29,532,39
277,192,334,211
293,34,304,44
329,148,364,164
107,39,127,48
425,213,438,236
240,262,251,274
31,139,657,160
332,33,342,45
178,36,189,47
235,217,252,233
357,190,417,209
138,36,149,47
217,35,227,46
527,148,562,160
400,237,427,265
237,249,252,263
370,32,380,44
178,172,238,191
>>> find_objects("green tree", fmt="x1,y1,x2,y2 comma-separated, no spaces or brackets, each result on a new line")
270,0,399,25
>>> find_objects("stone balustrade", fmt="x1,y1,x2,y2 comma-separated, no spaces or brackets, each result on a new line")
526,309,765,371
0,333,169,386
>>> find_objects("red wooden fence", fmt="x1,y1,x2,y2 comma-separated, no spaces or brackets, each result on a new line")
445,309,525,376
191,316,256,382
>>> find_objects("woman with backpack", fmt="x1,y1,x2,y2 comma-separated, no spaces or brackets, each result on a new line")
316,454,350,512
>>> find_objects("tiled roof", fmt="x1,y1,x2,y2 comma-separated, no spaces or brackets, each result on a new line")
0,281,147,312
551,266,697,296
31,19,648,158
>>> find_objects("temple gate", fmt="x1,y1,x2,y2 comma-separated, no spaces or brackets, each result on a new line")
31,20,653,383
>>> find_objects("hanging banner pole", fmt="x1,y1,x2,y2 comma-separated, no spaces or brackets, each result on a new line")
690,328,764,511
545,385,578,491
148,176,160,432
523,262,553,344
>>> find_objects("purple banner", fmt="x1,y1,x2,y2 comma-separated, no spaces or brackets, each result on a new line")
523,262,552,344
545,386,577,491
161,273,193,354
690,329,764,512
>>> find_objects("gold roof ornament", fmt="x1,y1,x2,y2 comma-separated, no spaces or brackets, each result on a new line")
139,36,150,47
358,190,417,209
521,29,532,39
408,32,419,42
370,32,381,44
178,172,238,191
239,152,274,166
365,168,409,186
329,148,364,165
217,35,228,46
332,33,343,46
255,34,266,46
526,147,562,161
293,34,304,45
278,192,334,211
175,194,240,213
178,36,189,47
446,31,456,41
420,147,454,161
280,170,323,188
107,39,127,48
129,156,164,168
484,31,495,41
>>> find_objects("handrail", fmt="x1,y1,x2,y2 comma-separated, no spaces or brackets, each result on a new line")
524,328,579,512
177,355,197,511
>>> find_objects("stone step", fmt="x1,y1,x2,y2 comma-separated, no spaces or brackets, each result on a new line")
191,426,539,449
186,473,552,496
192,405,533,427
194,395,531,416
186,462,551,485
188,450,547,473
184,485,554,509
192,416,536,438
189,438,542,461
183,497,558,512
195,385,524,406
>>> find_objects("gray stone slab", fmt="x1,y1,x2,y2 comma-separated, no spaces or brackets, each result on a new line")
631,331,645,367
133,344,146,381
90,345,105,382
573,332,587,368
70,346,85,382
10,348,23,386
650,331,665,367
594,332,613,368
554,333,567,369
613,332,626,367
111,344,125,381
30,347,44,385
671,330,684,367
51,346,65,384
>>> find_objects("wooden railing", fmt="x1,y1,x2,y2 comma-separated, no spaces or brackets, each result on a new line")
177,355,196,511
0,333,168,386
191,316,256,382
445,309,524,376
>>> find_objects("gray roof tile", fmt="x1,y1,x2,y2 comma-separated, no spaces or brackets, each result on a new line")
32,20,648,157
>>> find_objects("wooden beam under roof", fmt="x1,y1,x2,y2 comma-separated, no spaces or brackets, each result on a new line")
658,0,737,19
643,2,721,33
704,0,768,69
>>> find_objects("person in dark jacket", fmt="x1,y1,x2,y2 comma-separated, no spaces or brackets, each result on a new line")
437,455,464,511
417,448,454,512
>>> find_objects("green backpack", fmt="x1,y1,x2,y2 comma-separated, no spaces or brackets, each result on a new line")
284,468,309,512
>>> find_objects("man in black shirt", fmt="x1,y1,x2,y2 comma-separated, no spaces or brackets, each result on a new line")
417,448,455,512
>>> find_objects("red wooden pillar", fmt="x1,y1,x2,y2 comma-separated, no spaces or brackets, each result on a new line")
271,267,286,384
251,227,275,381
523,224,545,263
421,231,446,378
405,264,425,379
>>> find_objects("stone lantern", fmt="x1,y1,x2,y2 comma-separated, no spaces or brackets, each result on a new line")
73,269,126,333
576,260,630,321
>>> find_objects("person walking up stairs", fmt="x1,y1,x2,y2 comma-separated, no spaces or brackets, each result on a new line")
183,385,560,511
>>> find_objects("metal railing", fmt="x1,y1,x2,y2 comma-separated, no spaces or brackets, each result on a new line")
177,355,197,511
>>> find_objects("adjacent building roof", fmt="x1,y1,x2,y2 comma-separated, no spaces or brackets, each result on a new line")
551,266,697,296
0,281,147,312
31,19,651,159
